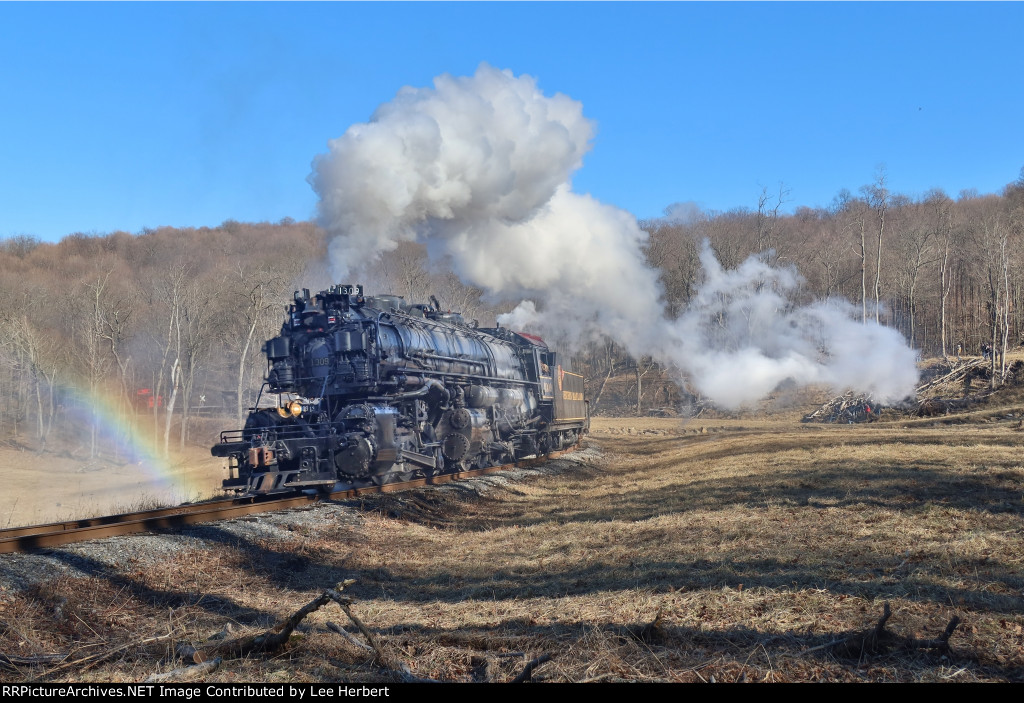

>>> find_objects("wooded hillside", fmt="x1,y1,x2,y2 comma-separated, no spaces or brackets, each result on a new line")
1,169,1022,455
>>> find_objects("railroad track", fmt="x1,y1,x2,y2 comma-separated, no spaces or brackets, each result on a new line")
0,448,577,554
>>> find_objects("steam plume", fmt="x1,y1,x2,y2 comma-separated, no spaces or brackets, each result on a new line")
309,64,919,408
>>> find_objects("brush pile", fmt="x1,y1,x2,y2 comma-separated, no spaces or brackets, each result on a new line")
801,392,880,424
915,359,987,395
804,357,1024,423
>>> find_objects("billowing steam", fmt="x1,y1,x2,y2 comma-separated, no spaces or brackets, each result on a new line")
664,246,918,408
309,64,919,408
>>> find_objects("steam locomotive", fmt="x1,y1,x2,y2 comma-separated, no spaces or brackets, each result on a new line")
212,284,588,494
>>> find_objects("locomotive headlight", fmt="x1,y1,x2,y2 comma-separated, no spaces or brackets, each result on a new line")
288,400,303,417
276,406,289,418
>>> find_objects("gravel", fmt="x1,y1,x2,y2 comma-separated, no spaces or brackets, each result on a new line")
0,446,599,598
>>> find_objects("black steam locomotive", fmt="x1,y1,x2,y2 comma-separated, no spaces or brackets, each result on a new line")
212,284,588,494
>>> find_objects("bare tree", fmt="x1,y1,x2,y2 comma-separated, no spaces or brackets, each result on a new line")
861,167,890,323
375,242,430,300
81,274,117,458
840,194,871,324
756,182,791,264
230,264,291,427
891,218,935,348
632,356,658,414
924,189,957,358
643,221,701,317
154,265,189,458
587,339,619,413
0,305,63,445
432,270,489,323
978,212,1009,388
810,200,856,298
175,276,219,449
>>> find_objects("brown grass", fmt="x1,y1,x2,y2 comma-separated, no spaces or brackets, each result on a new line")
0,444,224,528
2,405,1023,682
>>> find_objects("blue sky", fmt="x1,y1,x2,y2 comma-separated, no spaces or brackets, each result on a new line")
1,2,1021,242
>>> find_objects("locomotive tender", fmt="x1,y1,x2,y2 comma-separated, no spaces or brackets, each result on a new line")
213,284,588,494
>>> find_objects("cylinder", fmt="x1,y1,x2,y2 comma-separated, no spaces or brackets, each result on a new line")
466,385,499,407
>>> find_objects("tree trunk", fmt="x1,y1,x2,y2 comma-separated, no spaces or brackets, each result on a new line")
874,202,886,324
1001,234,1011,380
237,313,260,428
635,363,642,414
591,359,614,413
859,217,868,324
939,246,951,358
164,358,180,459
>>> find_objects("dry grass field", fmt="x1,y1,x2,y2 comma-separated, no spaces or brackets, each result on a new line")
0,445,224,528
2,388,1024,682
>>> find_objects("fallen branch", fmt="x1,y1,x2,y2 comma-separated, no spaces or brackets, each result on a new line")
510,653,553,683
144,658,222,683
1,653,68,671
395,662,440,683
908,615,961,653
187,591,333,661
327,621,372,651
326,589,385,665
170,580,437,682
916,359,984,393
182,580,358,663
40,636,172,675
324,589,436,682
802,603,962,659
860,601,893,654
207,623,237,641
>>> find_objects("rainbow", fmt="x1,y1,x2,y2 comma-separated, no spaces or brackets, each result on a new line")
60,382,211,501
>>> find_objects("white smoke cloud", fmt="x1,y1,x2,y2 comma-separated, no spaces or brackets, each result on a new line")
308,65,594,279
309,63,919,409
664,243,918,407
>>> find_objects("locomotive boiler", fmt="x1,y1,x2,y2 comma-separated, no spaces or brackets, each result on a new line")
212,284,588,494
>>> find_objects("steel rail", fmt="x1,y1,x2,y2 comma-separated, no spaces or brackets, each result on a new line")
0,447,577,554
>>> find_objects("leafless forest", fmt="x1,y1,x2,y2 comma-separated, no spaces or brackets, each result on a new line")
1,169,1023,457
